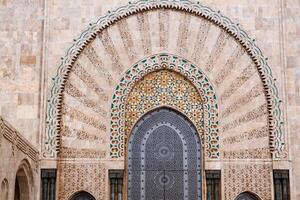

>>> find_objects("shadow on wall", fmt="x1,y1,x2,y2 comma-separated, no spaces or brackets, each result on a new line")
69,191,96,200
1,178,9,200
14,159,33,200
235,191,261,200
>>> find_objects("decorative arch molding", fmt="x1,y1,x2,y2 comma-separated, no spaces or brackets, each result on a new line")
69,191,96,200
44,0,284,159
235,191,261,200
112,55,218,158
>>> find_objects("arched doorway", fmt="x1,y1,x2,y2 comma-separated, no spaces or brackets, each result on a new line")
69,191,96,200
14,160,34,200
14,168,30,200
127,108,202,200
235,192,261,200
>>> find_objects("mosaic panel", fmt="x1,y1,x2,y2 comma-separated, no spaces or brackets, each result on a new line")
110,54,219,159
125,69,204,141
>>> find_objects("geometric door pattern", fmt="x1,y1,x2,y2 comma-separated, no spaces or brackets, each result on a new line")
128,108,202,200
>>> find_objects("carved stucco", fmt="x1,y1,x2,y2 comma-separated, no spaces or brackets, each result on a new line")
44,0,285,160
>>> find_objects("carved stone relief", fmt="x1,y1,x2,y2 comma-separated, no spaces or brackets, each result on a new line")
44,0,284,160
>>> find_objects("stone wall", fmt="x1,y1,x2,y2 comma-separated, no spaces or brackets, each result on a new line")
283,0,300,199
0,0,44,146
0,0,300,199
0,117,39,200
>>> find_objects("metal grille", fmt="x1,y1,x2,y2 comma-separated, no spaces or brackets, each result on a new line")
128,108,202,200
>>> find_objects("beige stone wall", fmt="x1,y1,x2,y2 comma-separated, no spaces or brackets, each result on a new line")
0,117,39,200
0,0,44,146
1,0,300,199
45,0,129,86
283,0,300,199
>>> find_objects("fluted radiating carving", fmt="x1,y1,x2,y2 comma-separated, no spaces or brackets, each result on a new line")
45,0,284,163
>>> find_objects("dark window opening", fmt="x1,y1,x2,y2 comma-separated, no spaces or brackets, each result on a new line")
41,169,56,200
206,170,221,200
14,177,20,200
273,170,290,200
109,170,123,200
70,191,95,200
235,192,260,200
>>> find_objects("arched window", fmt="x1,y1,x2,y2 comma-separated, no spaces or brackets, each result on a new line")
69,191,95,200
235,192,261,200
1,178,8,200
14,168,30,200
14,160,34,200
127,108,202,200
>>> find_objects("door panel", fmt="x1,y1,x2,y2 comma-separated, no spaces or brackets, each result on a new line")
145,171,165,200
163,170,184,200
128,108,202,200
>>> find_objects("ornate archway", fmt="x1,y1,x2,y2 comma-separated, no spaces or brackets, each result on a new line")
113,56,218,159
44,0,284,161
49,1,283,199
